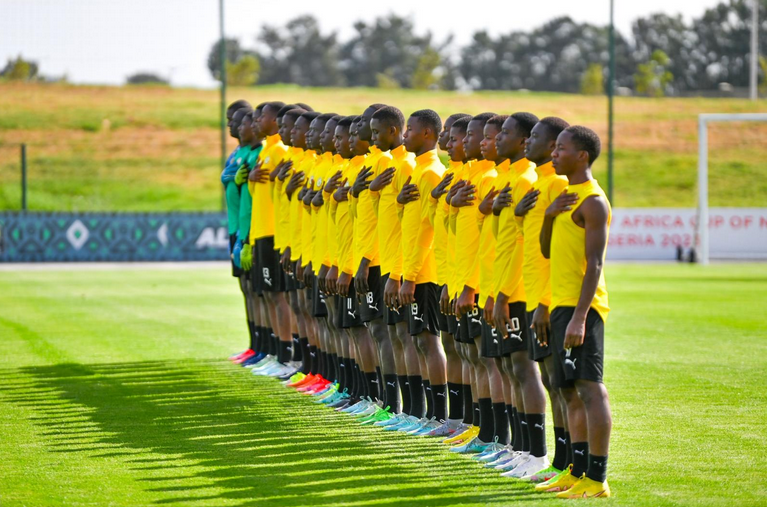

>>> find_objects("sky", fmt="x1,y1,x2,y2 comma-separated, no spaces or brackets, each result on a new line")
1,0,726,88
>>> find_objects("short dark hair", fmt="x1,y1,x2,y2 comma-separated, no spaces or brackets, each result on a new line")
300,111,321,122
267,101,285,110
446,113,471,124
227,99,251,115
487,115,509,130
296,102,314,111
451,117,470,134
351,115,362,124
276,104,298,118
538,117,570,141
510,112,539,138
255,102,267,112
368,103,387,111
371,106,405,130
317,113,338,123
471,112,497,127
336,116,354,129
283,108,307,122
565,125,601,166
410,109,442,137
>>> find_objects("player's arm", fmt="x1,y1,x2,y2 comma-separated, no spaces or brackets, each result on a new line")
565,195,609,348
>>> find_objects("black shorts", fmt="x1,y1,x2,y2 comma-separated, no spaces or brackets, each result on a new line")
408,283,440,336
312,274,328,317
283,267,297,292
254,237,283,292
551,307,605,388
341,282,364,329
328,294,342,329
381,274,406,325
480,319,502,358
229,234,243,278
437,312,458,335
527,309,551,361
359,265,384,323
290,261,305,290
456,297,482,344
499,302,530,356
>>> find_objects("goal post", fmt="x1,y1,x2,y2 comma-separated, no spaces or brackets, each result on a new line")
697,113,767,265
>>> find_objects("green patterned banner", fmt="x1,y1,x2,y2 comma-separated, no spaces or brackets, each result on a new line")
0,212,230,262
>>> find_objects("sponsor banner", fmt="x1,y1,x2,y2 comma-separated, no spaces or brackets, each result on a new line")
0,212,230,262
608,208,767,260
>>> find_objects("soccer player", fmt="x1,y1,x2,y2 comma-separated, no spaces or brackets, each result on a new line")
498,117,572,481
396,109,449,435
428,113,472,437
224,102,259,365
537,125,612,499
448,112,501,455
246,101,300,378
365,106,418,424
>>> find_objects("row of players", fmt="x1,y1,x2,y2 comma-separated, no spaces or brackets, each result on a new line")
224,100,613,499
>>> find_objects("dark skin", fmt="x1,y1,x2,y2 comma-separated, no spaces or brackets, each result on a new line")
348,119,376,298
357,105,380,143
397,116,437,306
438,116,459,152
229,108,247,140
491,117,532,332
331,124,353,297
452,119,488,319
477,123,502,217
513,121,559,341
368,117,402,193
300,119,324,286
439,125,469,314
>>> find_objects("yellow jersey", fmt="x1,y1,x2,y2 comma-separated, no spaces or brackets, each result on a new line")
278,147,304,254
451,159,496,296
400,150,445,284
475,159,510,306
430,160,461,287
550,178,611,322
520,161,568,311
290,149,317,262
492,157,537,303
249,134,288,246
336,155,367,276
326,156,347,268
370,144,416,280
309,152,335,273
352,145,385,269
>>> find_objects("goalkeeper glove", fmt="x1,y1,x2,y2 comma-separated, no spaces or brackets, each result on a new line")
234,164,250,186
241,243,253,271
232,239,243,268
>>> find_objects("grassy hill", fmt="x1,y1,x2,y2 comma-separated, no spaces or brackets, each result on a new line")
1,83,765,212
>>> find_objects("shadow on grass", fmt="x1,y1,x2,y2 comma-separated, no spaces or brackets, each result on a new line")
0,360,546,507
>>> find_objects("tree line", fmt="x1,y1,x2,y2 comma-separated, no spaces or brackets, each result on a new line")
207,0,767,96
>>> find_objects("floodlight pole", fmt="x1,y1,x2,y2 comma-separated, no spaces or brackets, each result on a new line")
750,0,759,101
607,0,615,203
219,0,227,212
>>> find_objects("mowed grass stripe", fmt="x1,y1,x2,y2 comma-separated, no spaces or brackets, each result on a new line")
0,264,766,506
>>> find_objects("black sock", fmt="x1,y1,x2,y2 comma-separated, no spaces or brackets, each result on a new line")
309,345,318,374
423,380,433,419
586,454,608,483
365,372,379,401
565,431,573,466
492,402,510,445
526,413,547,457
375,367,384,403
477,398,494,442
553,427,567,470
519,413,531,452
447,382,463,420
267,329,277,355
291,334,302,361
247,321,257,350
399,375,411,415
255,326,265,354
299,338,310,373
462,386,473,424
350,360,360,397
506,404,514,445
511,408,521,450
571,442,589,477
472,402,480,427
431,383,447,421
408,375,424,418
278,341,291,364
383,374,400,412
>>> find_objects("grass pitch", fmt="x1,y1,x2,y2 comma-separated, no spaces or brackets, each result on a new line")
0,263,766,506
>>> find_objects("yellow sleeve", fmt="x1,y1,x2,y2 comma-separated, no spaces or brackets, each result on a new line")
402,170,440,283
465,175,496,291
